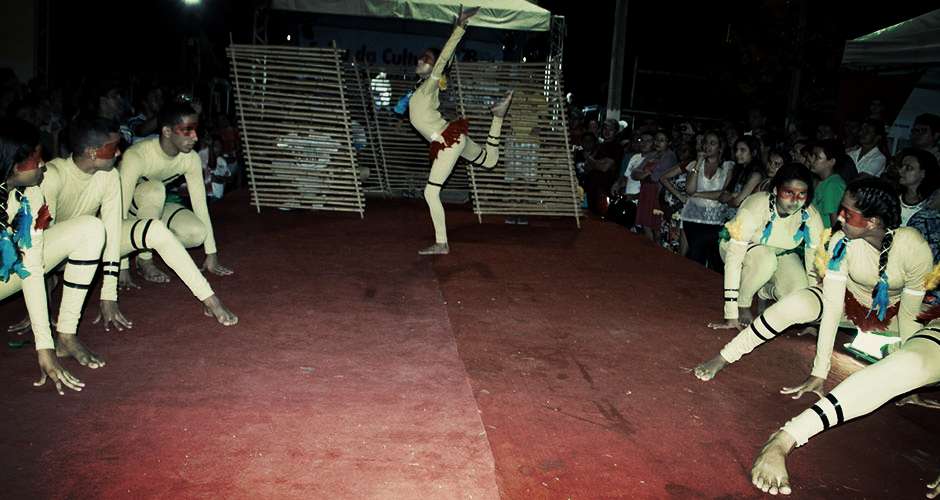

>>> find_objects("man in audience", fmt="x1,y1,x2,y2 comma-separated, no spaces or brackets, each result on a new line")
119,101,234,283
912,113,940,162
847,119,886,177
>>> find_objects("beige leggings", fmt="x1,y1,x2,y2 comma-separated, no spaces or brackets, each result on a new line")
781,328,940,446
1,216,105,335
121,217,214,301
131,180,208,260
424,117,504,244
721,243,808,307
720,286,825,363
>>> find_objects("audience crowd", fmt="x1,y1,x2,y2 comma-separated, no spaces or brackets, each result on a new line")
0,70,244,205
570,107,940,275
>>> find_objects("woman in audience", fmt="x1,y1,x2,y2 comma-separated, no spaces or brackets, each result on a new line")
896,148,940,226
633,130,677,243
708,163,824,330
721,136,765,215
694,178,932,389
679,131,734,271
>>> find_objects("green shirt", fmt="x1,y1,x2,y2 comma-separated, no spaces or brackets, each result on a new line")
813,174,846,228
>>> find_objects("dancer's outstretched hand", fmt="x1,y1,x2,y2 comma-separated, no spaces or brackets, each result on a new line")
94,300,134,332
457,5,480,26
119,269,140,290
34,349,84,395
780,375,824,400
203,253,234,276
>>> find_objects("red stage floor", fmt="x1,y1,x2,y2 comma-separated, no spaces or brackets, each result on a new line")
0,193,938,499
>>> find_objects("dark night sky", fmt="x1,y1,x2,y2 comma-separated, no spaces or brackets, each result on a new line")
46,0,936,121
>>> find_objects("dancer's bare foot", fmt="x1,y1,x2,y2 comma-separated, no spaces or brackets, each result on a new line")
55,334,105,369
928,473,940,499
34,349,84,395
137,257,171,283
491,90,513,118
751,430,796,495
708,318,745,330
694,354,729,381
418,242,449,255
202,294,238,326
896,394,940,410
8,316,31,334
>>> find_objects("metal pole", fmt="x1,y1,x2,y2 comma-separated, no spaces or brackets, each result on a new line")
605,0,628,121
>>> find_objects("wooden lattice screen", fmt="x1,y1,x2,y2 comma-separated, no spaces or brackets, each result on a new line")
344,64,389,195
227,44,365,215
455,61,580,225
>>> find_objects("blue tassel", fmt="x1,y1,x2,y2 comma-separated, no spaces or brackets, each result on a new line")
0,230,28,282
394,90,414,115
760,214,775,244
794,210,811,246
828,237,848,271
868,273,890,321
11,196,32,250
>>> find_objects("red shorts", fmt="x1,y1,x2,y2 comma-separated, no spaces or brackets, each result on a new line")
429,119,469,162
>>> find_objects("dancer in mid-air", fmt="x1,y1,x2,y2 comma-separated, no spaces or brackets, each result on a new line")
407,5,513,255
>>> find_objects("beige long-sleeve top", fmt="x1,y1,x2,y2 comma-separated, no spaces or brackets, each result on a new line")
42,157,123,301
723,192,824,318
119,137,217,254
408,25,466,142
4,186,54,350
812,227,933,379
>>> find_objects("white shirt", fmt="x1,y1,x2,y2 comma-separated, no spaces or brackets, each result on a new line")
847,146,886,177
621,153,645,195
681,160,735,224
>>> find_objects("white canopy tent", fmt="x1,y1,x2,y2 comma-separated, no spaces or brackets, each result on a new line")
842,8,940,68
840,8,940,154
270,0,551,32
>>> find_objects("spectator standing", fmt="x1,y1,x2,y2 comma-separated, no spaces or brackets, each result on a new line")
633,131,677,243
681,131,734,271
847,119,887,177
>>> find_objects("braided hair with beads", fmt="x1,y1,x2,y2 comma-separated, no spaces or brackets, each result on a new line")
0,118,41,281
845,177,902,320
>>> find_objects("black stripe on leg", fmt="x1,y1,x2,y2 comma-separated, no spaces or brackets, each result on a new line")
103,270,120,278
810,404,830,430
749,324,772,342
129,220,143,250
910,333,940,350
806,287,824,323
470,149,485,164
67,259,99,265
759,315,779,336
486,140,499,147
426,181,444,188
165,207,187,229
824,394,844,425
63,281,91,290
140,220,154,249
